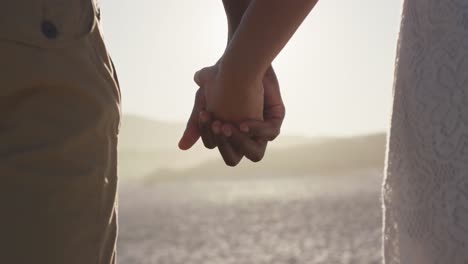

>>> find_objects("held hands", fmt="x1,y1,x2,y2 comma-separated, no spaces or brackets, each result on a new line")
178,65,285,166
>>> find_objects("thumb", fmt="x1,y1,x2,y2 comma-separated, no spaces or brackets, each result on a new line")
178,88,205,150
178,122,200,150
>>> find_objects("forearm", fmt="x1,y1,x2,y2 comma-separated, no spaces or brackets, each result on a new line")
220,0,318,88
223,0,251,43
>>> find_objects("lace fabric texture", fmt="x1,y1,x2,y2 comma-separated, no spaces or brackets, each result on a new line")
383,0,468,263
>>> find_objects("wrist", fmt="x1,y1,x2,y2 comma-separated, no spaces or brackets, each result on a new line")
206,59,264,122
208,85,264,122
218,53,263,93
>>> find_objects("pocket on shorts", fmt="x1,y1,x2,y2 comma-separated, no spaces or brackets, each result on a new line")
0,0,99,48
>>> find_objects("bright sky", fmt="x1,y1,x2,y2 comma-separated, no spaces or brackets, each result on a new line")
99,0,402,137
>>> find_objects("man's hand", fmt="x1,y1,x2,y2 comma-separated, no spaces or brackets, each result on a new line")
240,66,285,141
178,87,208,150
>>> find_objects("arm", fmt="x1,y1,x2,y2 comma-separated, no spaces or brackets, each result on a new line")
184,0,286,166
207,0,318,122
223,0,251,43
178,0,253,150
219,0,318,95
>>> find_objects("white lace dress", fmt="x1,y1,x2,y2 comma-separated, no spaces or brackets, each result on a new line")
383,0,468,263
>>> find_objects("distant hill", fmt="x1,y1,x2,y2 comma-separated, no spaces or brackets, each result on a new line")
118,115,214,179
119,115,183,151
118,115,317,180
148,133,387,179
119,115,316,150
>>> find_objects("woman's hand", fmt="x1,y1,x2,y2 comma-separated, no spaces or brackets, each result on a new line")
201,64,264,123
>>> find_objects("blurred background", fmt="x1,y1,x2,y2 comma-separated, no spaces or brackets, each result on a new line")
99,0,401,263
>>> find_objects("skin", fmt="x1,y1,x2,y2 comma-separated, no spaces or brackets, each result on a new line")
178,65,285,165
179,0,284,166
215,0,318,119
198,65,285,165
179,0,318,166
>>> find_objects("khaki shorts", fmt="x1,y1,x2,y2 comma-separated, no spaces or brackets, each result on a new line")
0,1,121,263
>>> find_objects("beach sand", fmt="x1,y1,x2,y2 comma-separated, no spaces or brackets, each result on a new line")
118,172,383,264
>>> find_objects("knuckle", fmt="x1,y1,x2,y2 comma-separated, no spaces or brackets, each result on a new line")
202,139,216,149
224,159,239,167
249,152,264,163
195,88,203,98
194,71,203,85
275,126,282,135
206,144,216,149
269,128,281,141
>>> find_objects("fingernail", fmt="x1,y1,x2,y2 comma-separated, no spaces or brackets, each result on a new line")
240,124,249,133
223,126,232,137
